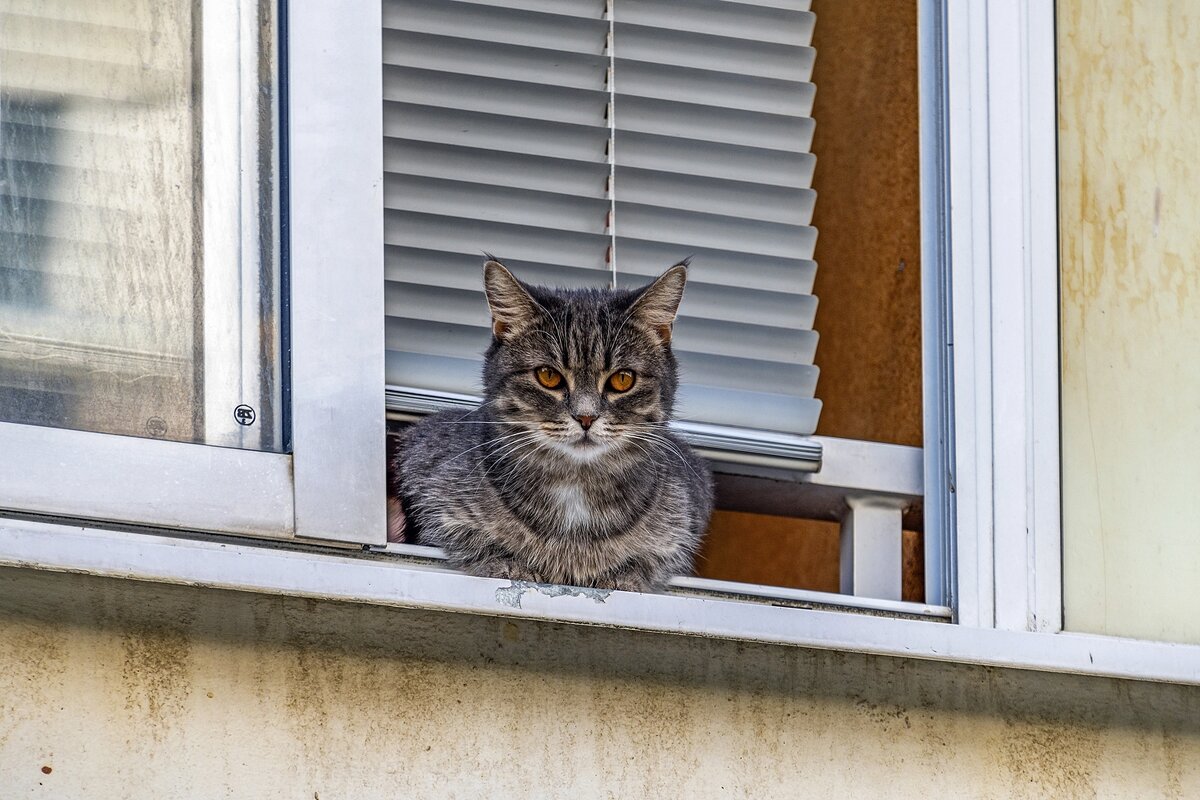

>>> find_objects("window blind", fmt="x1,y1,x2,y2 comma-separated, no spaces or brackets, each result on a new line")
384,0,822,459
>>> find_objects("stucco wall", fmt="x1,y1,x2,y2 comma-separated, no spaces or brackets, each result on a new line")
1058,0,1200,645
1,567,1198,798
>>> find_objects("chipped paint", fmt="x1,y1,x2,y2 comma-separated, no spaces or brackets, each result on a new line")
495,581,613,609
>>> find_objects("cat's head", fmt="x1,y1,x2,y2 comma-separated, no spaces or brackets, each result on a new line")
480,258,688,462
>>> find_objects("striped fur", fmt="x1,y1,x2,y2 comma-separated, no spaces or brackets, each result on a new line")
393,260,713,591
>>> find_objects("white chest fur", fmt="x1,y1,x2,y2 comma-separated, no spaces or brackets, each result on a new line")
549,484,594,527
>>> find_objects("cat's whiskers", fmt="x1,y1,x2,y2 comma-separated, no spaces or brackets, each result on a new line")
621,430,705,482
441,428,539,466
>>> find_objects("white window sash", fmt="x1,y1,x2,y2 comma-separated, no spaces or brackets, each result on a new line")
946,0,1062,632
287,0,387,545
0,0,388,547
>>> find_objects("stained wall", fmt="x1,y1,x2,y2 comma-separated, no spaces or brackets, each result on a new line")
1,567,1198,798
1059,0,1200,643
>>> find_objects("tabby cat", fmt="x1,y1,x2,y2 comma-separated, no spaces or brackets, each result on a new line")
392,259,713,592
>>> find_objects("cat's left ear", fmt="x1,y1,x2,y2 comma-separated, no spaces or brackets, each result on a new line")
631,262,688,345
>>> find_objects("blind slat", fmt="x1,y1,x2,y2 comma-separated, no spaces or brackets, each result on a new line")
673,317,817,365
670,283,817,332
387,319,490,363
615,95,815,152
618,1,814,47
386,140,609,199
677,351,818,398
386,212,611,271
614,23,814,83
387,351,486,396
386,105,610,162
384,30,607,91
676,384,820,436
384,66,609,127
388,281,818,346
615,59,814,117
615,204,817,261
617,130,815,188
615,239,816,295
386,176,609,236
385,0,607,52
387,248,613,292
616,167,815,226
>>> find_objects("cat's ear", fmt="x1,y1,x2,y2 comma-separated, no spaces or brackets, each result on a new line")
484,259,540,339
630,262,688,345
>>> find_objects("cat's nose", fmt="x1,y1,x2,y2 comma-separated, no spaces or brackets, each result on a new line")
574,414,596,430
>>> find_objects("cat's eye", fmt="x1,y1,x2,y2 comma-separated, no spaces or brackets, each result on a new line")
535,366,564,389
607,370,636,393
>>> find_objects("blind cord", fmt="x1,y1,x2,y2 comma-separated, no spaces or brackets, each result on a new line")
605,0,617,288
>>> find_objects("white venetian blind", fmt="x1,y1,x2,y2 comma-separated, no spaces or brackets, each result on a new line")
384,0,822,440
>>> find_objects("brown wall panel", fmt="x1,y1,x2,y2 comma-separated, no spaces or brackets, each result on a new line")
696,510,925,602
809,0,924,446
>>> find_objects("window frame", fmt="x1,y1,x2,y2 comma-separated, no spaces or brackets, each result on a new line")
5,0,1200,686
0,0,386,547
944,0,1062,633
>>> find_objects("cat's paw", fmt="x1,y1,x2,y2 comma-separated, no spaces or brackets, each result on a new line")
594,574,655,593
386,496,407,543
468,560,542,583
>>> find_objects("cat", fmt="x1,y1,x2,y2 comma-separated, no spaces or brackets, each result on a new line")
391,258,714,592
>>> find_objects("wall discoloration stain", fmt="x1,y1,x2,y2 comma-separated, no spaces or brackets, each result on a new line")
1059,0,1200,645
0,567,1199,798
121,624,192,729
997,721,1102,799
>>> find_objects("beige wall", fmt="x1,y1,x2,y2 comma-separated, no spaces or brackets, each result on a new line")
1059,1,1200,643
1,567,1198,798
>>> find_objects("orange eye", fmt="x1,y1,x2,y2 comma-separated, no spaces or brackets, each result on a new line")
607,370,636,392
535,366,564,389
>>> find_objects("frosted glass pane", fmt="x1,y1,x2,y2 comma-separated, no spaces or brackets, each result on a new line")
0,0,282,451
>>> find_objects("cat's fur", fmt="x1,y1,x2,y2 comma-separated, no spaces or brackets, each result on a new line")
393,259,713,591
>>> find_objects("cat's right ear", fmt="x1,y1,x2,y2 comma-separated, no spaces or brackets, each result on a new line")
484,259,540,340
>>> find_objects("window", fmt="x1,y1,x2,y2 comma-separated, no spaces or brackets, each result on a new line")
383,0,938,614
0,0,384,543
3,0,1200,686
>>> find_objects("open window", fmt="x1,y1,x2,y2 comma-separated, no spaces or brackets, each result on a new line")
381,0,941,616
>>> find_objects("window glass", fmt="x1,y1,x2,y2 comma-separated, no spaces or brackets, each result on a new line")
1059,0,1200,644
0,0,282,451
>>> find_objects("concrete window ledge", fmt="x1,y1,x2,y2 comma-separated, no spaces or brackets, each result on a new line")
2,515,1199,686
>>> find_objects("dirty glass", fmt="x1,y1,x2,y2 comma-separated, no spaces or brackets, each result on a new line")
0,0,282,451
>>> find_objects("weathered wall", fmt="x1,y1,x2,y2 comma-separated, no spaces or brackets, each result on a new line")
1,567,1198,798
1058,1,1200,644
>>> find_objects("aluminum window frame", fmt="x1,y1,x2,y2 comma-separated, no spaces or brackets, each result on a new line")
0,0,387,547
945,0,1062,633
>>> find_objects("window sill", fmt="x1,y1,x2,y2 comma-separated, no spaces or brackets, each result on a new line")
383,541,951,621
2,514,1198,686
